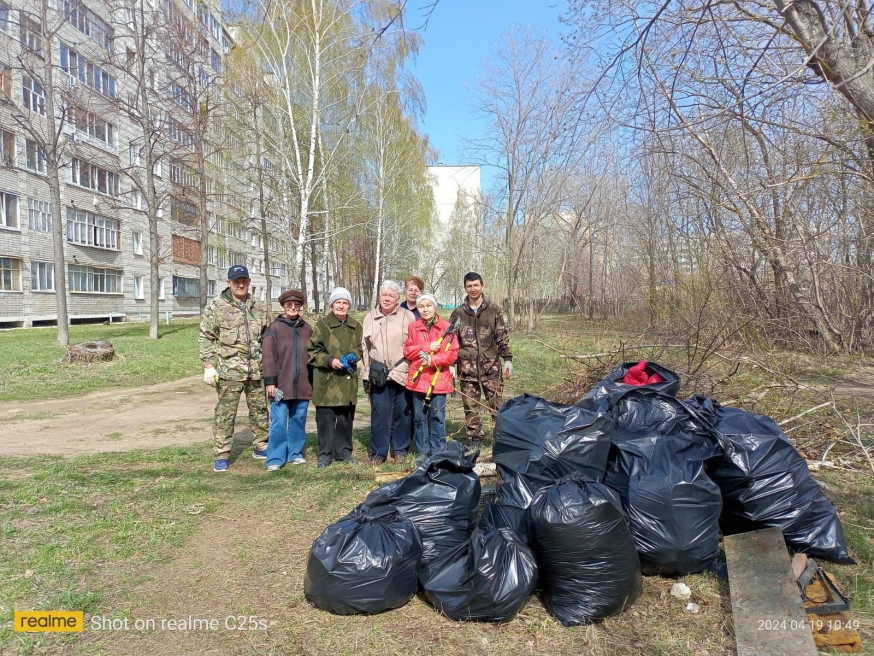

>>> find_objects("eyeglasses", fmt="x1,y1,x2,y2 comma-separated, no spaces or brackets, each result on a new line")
284,301,302,309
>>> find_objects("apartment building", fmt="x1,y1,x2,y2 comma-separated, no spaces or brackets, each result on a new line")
0,0,288,328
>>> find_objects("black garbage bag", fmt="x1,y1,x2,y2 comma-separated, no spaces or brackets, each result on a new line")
493,394,614,485
576,361,681,411
603,389,723,575
366,441,481,575
478,469,535,542
527,473,642,626
685,395,854,564
605,434,723,576
420,528,538,622
303,503,423,615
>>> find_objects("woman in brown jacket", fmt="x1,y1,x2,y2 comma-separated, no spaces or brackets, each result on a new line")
361,280,415,464
262,289,313,471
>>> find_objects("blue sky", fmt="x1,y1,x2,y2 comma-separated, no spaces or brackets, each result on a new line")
410,0,566,175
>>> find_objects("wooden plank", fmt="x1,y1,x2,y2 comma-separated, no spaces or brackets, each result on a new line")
724,528,818,656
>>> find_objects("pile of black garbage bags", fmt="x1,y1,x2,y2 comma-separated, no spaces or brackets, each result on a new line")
304,362,853,626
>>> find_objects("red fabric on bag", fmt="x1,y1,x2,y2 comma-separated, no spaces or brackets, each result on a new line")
622,359,665,385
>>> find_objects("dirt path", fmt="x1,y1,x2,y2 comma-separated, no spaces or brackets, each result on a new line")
0,376,374,456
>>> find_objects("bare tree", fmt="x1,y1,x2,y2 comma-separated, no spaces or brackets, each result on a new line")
7,0,72,344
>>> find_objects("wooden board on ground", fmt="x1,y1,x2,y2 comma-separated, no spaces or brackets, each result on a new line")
724,527,818,656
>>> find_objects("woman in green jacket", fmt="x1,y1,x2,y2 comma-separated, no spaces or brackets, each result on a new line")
307,287,363,467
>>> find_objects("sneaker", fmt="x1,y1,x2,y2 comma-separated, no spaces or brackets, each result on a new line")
291,457,306,465
317,460,331,468
213,459,229,472
252,449,268,459
267,464,281,471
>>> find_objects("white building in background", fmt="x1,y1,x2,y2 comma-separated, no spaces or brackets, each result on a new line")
426,164,481,306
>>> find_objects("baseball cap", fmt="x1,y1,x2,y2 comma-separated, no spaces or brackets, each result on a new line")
227,265,249,281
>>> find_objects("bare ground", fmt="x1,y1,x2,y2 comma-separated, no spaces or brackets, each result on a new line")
0,376,376,456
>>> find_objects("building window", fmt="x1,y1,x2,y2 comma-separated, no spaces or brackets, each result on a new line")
0,190,18,229
0,64,11,100
25,139,46,173
129,142,141,165
172,275,199,298
22,76,45,115
27,198,51,231
134,275,144,299
171,199,198,226
207,279,215,296
20,17,43,56
132,230,143,255
72,107,116,147
68,264,122,293
66,208,121,250
59,43,117,98
158,276,165,300
0,129,13,166
70,158,120,196
0,256,22,291
64,0,114,52
30,261,55,291
0,1,9,33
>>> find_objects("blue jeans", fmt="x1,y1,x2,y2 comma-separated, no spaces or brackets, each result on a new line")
412,392,446,457
369,380,412,458
267,399,309,468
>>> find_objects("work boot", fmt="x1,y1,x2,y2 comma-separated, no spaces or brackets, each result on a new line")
370,456,386,466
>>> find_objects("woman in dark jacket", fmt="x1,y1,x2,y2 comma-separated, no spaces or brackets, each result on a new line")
307,287,363,468
262,289,313,471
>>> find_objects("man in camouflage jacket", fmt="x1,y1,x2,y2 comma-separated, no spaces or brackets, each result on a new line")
198,265,271,471
449,272,513,443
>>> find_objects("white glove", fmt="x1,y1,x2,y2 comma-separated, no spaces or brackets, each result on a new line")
450,364,457,379
203,366,218,386
502,361,513,379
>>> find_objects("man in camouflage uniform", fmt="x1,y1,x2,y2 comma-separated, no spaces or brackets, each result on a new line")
199,265,272,472
449,272,513,445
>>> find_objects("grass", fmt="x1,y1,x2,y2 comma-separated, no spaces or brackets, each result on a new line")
0,320,203,401
1,315,874,654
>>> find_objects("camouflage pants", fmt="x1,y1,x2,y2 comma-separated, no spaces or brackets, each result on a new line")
459,378,503,441
213,378,269,459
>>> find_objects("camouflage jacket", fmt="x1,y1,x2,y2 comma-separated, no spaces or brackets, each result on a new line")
449,296,512,382
198,287,271,381
307,312,363,406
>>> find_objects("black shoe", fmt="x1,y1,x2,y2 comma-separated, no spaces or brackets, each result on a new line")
317,460,331,468
337,458,358,466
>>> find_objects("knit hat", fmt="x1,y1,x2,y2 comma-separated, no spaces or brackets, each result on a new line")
278,289,306,306
417,293,438,308
328,287,353,309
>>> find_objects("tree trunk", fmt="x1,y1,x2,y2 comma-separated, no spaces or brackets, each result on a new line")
40,0,69,345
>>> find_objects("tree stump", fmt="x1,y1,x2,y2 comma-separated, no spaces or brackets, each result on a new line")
64,340,115,363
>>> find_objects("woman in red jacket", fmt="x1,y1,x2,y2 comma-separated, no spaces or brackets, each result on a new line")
404,294,459,462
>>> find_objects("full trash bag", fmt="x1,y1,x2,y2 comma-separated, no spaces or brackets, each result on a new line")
493,394,614,485
604,389,724,575
686,395,854,564
366,441,481,576
577,361,681,411
605,434,723,575
420,528,538,622
478,469,535,542
527,473,642,626
303,503,423,615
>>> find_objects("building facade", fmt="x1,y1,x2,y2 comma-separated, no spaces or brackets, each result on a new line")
0,0,289,328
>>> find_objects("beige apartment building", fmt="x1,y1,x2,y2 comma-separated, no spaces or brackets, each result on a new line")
0,0,288,328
